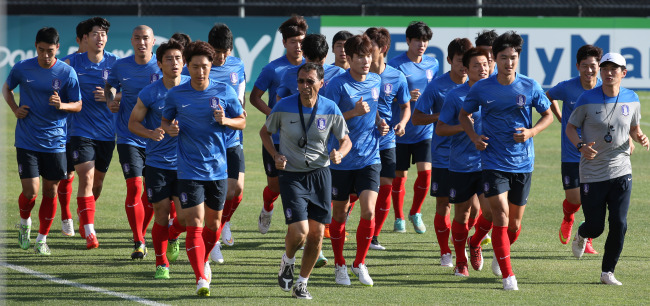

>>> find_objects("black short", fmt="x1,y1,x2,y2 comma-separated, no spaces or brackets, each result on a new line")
449,171,483,204
227,145,245,180
278,167,332,224
395,139,431,171
430,167,451,197
145,166,179,203
262,144,280,178
561,162,580,190
330,164,381,201
65,142,75,173
482,170,532,206
178,179,227,211
117,144,146,179
379,148,397,178
16,147,67,181
69,136,115,173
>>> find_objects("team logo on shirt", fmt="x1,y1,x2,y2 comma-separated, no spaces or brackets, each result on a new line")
484,182,490,193
180,192,188,203
426,69,434,82
230,72,238,85
150,73,160,83
102,69,110,81
52,79,62,91
621,105,630,116
210,97,220,109
371,88,379,101
431,182,438,192
285,208,293,220
583,184,589,194
384,83,393,95
317,118,326,131
449,188,456,199
516,95,526,108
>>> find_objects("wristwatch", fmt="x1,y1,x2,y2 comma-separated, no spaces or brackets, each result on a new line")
576,142,585,151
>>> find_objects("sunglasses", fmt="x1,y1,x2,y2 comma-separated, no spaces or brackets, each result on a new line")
297,78,317,85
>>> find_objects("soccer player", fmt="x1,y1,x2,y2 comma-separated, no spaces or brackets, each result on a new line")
170,32,191,49
162,41,245,296
3,27,82,255
568,53,649,285
332,30,353,70
64,17,119,249
105,25,162,259
475,29,498,75
364,27,411,251
263,62,351,299
387,21,439,234
459,31,554,290
435,47,492,276
547,45,603,254
326,34,388,287
250,15,307,234
128,39,188,280
412,38,472,267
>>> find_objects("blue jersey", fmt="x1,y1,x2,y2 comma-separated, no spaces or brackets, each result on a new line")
254,55,304,144
377,65,410,150
388,52,439,144
59,52,80,142
277,63,345,99
325,72,381,170
67,51,119,141
182,56,246,149
107,55,162,148
547,76,602,163
7,58,81,153
139,75,191,170
162,80,243,181
415,72,465,168
463,74,551,173
438,83,482,173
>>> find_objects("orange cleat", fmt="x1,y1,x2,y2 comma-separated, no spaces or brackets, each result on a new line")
584,238,598,254
86,233,99,249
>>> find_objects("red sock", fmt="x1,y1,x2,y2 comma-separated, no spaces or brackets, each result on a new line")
152,222,169,267
202,227,220,263
169,217,186,240
38,196,57,235
469,214,493,247
185,226,206,282
77,196,95,236
125,177,145,242
508,227,521,245
169,201,177,220
263,186,279,212
329,219,346,266
392,177,407,219
492,226,514,278
18,193,36,219
222,199,234,223
451,220,469,266
225,194,243,223
409,170,431,216
562,199,581,222
57,177,74,220
434,213,452,255
468,209,479,230
141,187,154,239
353,217,375,267
373,185,392,236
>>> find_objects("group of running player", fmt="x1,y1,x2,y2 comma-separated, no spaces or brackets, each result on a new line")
5,14,647,299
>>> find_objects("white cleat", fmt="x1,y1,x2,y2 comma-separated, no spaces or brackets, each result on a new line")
204,261,212,284
61,219,75,237
572,230,587,259
440,253,453,267
351,263,374,286
221,221,234,246
258,208,273,234
334,264,351,286
196,278,210,296
503,275,519,290
600,272,622,285
211,242,224,264
492,253,502,276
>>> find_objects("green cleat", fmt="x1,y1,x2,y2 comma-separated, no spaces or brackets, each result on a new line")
17,223,31,250
167,239,180,263
314,251,328,268
34,241,51,256
154,265,170,279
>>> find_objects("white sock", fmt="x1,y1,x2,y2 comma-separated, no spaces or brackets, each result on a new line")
297,276,308,284
36,234,46,243
84,224,95,236
20,217,31,227
283,253,296,265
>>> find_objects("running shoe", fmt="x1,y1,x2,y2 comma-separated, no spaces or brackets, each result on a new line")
34,241,51,256
204,261,212,284
154,265,170,279
85,233,99,249
351,263,373,286
469,245,484,271
454,264,469,277
600,272,622,285
292,281,312,299
559,218,574,244
369,236,386,251
211,241,224,264
492,253,502,276
221,221,234,246
440,253,453,267
503,275,519,290
196,278,210,296
167,239,180,262
481,233,491,246
572,230,587,259
258,208,273,234
334,264,351,285
585,238,598,254
16,223,31,250
278,256,294,292
393,218,406,233
408,213,426,234
61,219,75,237
314,251,328,268
131,241,146,260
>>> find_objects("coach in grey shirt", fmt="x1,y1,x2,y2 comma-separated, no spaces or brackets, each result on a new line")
566,53,649,286
260,62,351,299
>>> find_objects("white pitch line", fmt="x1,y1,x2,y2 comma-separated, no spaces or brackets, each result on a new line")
0,262,169,306
640,121,649,126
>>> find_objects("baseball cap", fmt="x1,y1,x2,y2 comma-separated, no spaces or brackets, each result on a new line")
599,52,626,67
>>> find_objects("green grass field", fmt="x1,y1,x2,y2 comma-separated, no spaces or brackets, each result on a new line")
1,91,649,304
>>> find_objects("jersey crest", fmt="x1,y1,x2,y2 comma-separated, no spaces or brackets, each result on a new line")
317,118,326,131
52,78,62,91
516,94,526,108
371,87,379,101
210,97,220,109
621,105,630,116
426,69,434,82
102,69,110,81
230,72,238,85
150,73,160,83
384,83,393,95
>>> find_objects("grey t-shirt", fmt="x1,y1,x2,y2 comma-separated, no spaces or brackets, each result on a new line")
568,86,640,183
265,94,349,172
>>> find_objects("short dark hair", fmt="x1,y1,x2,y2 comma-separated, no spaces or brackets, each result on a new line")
365,27,391,56
405,21,432,41
344,35,373,59
156,39,184,63
36,27,59,45
448,38,473,59
297,62,325,81
462,47,490,68
75,20,89,40
278,15,308,41
208,24,233,51
81,17,110,37
183,40,216,64
171,32,191,49
332,30,353,46
301,34,329,63
576,44,603,64
492,31,523,57
475,30,498,47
